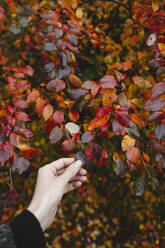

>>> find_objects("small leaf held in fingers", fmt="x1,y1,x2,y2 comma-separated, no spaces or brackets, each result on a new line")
75,150,86,166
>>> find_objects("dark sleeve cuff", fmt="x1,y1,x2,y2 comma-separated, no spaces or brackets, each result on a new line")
9,210,46,248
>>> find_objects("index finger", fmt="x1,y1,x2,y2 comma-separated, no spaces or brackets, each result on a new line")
49,157,75,170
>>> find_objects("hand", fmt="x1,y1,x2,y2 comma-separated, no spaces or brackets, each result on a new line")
27,158,87,231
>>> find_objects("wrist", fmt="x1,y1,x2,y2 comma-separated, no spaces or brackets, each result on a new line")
27,203,46,231
27,202,57,232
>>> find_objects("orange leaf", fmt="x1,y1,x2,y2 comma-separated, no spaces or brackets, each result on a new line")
27,89,40,103
69,111,79,122
102,88,117,106
88,114,109,131
43,104,53,121
35,97,47,117
143,152,150,163
71,0,78,9
21,147,42,159
68,74,82,87
129,113,146,128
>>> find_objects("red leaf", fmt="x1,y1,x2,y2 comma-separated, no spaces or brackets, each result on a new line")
126,147,140,163
46,120,55,136
10,153,30,174
144,98,165,111
115,109,133,128
98,150,108,165
0,7,5,21
68,74,82,87
69,111,79,122
6,76,16,90
81,132,94,144
149,112,165,122
112,119,125,136
6,105,15,114
96,106,112,118
14,128,34,138
23,65,34,76
13,100,28,109
47,79,66,92
53,110,64,125
85,147,94,160
17,80,28,92
62,138,76,152
0,141,13,166
82,81,96,90
15,111,30,122
0,124,7,145
49,126,63,144
100,75,117,89
21,147,42,159
152,82,165,99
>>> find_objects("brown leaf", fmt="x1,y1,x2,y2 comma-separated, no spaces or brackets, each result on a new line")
49,126,63,144
47,79,66,92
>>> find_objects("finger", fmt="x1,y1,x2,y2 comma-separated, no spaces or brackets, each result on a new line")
64,181,82,194
60,160,82,184
48,157,75,171
57,167,87,176
70,175,87,182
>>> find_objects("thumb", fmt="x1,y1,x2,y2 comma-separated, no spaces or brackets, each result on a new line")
61,160,82,184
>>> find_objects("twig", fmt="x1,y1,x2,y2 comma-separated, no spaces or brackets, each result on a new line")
9,168,13,191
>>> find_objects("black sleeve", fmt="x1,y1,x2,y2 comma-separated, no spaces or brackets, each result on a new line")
9,209,46,248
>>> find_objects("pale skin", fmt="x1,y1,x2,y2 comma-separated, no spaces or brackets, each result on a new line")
27,158,87,231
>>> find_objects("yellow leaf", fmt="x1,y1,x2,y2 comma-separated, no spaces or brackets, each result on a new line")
61,0,71,9
158,43,165,56
76,8,83,18
121,135,136,152
71,0,78,9
152,2,159,12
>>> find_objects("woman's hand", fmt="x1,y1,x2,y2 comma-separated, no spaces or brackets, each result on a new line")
27,158,87,231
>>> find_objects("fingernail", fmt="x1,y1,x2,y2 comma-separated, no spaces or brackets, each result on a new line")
76,181,82,186
74,160,82,168
82,176,87,181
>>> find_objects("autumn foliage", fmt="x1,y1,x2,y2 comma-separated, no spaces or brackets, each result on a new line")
0,0,165,247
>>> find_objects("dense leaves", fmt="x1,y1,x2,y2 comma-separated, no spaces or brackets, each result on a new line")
0,0,165,246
